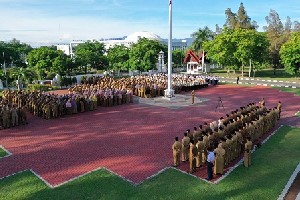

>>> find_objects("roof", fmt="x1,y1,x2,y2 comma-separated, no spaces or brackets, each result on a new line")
183,49,204,64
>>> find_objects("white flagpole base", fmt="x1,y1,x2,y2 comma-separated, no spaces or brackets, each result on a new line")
163,89,175,100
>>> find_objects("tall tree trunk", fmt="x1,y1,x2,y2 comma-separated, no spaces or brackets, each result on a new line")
249,59,252,78
202,50,205,73
242,64,244,77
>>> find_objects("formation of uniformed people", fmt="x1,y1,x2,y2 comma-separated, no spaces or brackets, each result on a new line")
75,74,219,99
172,99,282,177
0,90,28,129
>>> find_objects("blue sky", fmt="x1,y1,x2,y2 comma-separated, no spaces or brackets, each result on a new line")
0,0,299,44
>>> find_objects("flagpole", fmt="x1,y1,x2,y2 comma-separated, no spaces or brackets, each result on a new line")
164,0,175,99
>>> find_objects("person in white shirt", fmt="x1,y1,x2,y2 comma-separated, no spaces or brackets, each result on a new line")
206,147,215,180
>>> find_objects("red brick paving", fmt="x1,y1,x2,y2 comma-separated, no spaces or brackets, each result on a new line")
0,85,299,187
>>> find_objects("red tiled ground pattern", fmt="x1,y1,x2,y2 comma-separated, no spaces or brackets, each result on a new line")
0,85,299,186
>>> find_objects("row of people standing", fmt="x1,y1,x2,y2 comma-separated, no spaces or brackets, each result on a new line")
0,94,28,129
75,74,217,99
172,100,282,180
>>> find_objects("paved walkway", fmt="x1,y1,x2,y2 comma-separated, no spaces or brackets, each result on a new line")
220,77,300,88
0,85,299,187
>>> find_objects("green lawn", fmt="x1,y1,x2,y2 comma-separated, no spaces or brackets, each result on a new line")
0,126,299,200
274,87,300,96
0,147,8,158
211,68,300,82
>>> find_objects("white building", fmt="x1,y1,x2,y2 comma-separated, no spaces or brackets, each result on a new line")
57,31,162,57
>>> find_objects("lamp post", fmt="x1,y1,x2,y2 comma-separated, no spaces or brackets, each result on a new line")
158,50,164,72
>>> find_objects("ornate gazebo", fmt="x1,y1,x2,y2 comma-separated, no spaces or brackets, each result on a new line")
183,50,204,74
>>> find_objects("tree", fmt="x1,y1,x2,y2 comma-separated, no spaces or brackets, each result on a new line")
27,47,57,79
294,21,300,32
204,28,269,75
52,51,71,76
9,67,38,89
74,41,106,74
172,49,185,69
191,26,214,71
231,29,269,76
0,39,32,69
285,16,292,32
224,8,237,29
224,3,256,30
280,32,300,76
215,24,222,35
204,29,239,69
236,2,253,29
27,47,68,79
106,45,130,76
264,9,285,72
129,38,167,72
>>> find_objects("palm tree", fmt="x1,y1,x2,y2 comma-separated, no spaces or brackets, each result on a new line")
191,26,215,72
10,67,38,89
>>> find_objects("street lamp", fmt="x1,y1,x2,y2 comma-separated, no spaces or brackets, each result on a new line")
158,50,164,72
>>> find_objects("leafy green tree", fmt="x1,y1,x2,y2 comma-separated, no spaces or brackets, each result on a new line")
204,28,269,75
204,29,239,69
172,49,185,69
9,67,38,89
129,38,167,72
7,38,32,68
106,45,130,76
27,47,57,79
74,41,106,74
52,51,71,76
27,47,68,79
0,39,32,69
280,32,300,76
232,29,269,76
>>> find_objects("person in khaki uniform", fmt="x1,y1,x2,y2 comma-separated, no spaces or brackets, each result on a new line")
226,135,233,164
214,143,225,175
196,137,204,168
181,132,190,162
11,105,19,127
277,101,282,119
221,138,229,166
244,137,253,167
189,140,197,173
191,90,195,104
172,137,182,167
202,132,209,163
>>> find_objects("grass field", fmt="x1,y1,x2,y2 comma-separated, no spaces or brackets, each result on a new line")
0,147,8,158
211,68,300,82
275,87,300,96
0,126,299,200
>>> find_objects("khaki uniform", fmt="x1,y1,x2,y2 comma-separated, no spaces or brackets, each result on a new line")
214,144,225,175
244,140,253,167
189,143,197,173
172,141,182,167
196,140,204,167
181,136,190,162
